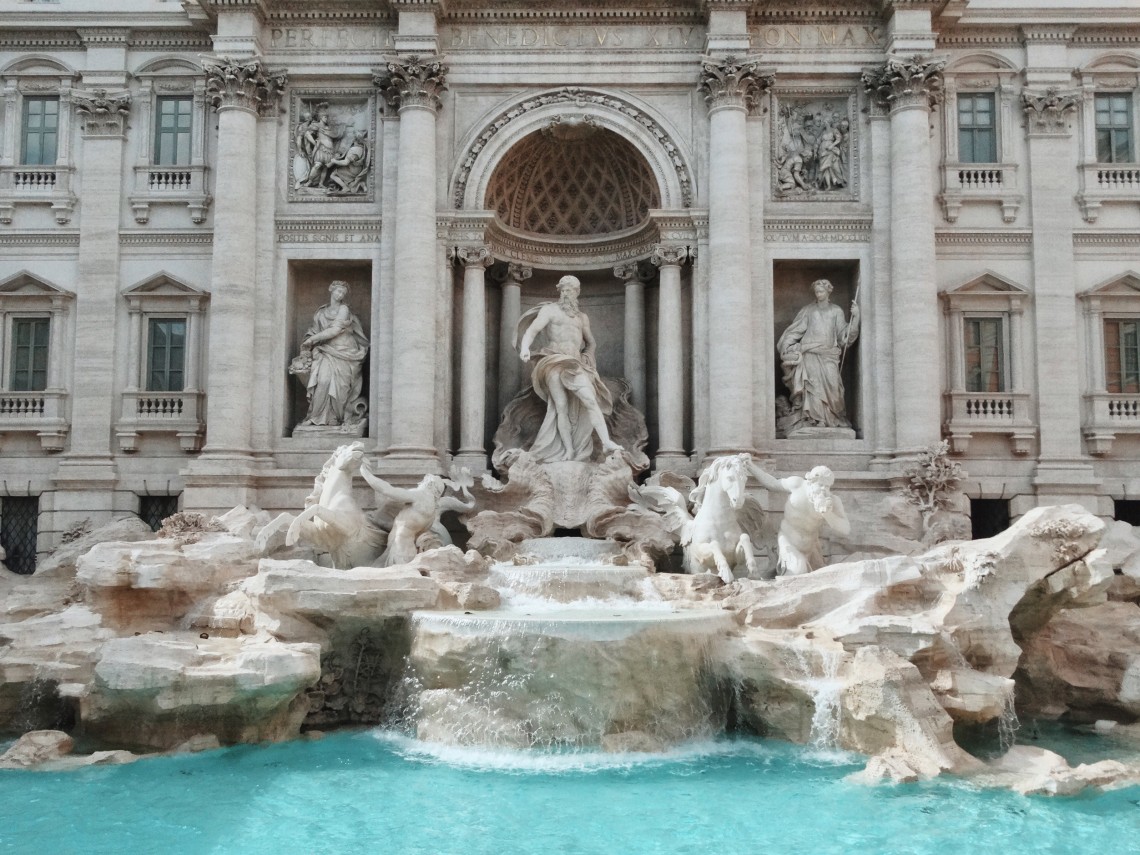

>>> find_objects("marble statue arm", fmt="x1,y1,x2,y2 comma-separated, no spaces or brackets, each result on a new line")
304,306,352,346
776,309,808,360
747,460,792,494
824,492,852,537
359,460,419,504
518,305,552,362
439,495,476,514
580,312,598,368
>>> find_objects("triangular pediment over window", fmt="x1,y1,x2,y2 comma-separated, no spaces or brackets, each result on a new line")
122,272,207,299
0,270,74,300
941,271,1028,311
1082,271,1140,299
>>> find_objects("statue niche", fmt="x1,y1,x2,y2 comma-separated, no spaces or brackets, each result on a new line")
290,279,369,436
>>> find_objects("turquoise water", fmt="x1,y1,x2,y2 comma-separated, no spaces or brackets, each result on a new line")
1,732,1138,855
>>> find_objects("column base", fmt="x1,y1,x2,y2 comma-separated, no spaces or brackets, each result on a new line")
1031,460,1103,514
653,452,695,477
182,451,262,514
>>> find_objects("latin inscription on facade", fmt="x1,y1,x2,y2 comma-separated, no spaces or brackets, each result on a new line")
267,24,882,54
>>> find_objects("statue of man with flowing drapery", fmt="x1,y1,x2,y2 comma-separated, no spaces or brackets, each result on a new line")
777,278,859,431
516,275,623,463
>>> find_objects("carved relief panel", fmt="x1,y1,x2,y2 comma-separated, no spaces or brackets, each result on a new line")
288,89,377,202
771,90,858,202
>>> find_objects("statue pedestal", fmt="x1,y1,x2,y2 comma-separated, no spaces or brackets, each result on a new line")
291,422,366,439
786,426,856,440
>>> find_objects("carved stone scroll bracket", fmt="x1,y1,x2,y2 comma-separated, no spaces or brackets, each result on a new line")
203,57,287,116
699,56,775,114
1021,87,1080,136
455,244,494,269
73,89,131,137
374,55,448,113
650,244,690,268
862,55,947,112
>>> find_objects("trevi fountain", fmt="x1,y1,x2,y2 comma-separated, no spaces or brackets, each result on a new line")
2,282,1140,853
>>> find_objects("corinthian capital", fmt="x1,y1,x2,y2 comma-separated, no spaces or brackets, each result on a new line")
650,244,690,268
375,55,448,113
203,57,287,115
698,56,774,113
455,244,493,268
506,263,533,283
862,55,946,112
74,89,131,136
1022,87,1080,135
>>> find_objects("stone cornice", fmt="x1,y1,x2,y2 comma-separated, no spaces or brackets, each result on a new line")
74,89,131,137
0,30,84,50
203,56,287,115
375,55,448,113
699,55,774,113
76,27,132,46
1020,24,1077,44
862,54,945,112
129,30,214,49
1022,87,1079,136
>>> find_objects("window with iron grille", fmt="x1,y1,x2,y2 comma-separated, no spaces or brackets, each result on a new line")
139,494,179,532
1096,93,1134,164
146,318,186,392
10,316,49,392
154,96,193,166
21,96,59,166
957,93,997,164
964,316,1006,393
1105,318,1140,394
970,498,1010,540
1,496,39,575
1114,500,1140,527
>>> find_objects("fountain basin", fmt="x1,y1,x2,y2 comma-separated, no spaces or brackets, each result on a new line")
488,563,657,604
406,608,733,749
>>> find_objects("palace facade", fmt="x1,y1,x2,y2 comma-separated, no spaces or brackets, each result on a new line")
2,0,1140,570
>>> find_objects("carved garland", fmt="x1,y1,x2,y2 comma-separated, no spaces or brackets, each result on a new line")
452,87,694,210
73,89,131,136
1021,87,1080,135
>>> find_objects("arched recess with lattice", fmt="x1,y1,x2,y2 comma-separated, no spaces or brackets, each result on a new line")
451,87,694,217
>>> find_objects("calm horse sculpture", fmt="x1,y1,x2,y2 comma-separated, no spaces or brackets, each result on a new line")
630,453,765,583
276,441,387,569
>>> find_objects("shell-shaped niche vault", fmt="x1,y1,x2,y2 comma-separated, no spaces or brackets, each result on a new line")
485,122,661,237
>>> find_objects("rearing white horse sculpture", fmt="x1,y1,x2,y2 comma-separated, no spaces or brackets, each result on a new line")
630,453,765,583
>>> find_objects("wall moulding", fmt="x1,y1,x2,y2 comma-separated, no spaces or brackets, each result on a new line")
444,23,706,52
0,233,80,248
275,217,382,244
452,87,694,213
764,218,871,243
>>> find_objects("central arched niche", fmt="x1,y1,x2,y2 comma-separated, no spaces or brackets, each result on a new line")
485,122,661,237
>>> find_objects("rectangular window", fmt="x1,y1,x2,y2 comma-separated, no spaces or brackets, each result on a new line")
964,317,1005,393
1105,319,1140,394
957,93,997,164
146,317,186,392
9,316,49,392
139,494,180,532
154,97,193,166
1096,94,1134,164
21,96,59,166
0,496,39,576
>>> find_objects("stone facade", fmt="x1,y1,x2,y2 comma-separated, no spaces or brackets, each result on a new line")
2,0,1140,560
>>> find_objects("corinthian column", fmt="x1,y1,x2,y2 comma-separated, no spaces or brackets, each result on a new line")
376,56,447,465
651,244,689,467
69,90,131,460
456,244,493,466
199,58,286,459
699,56,772,456
863,55,945,455
498,262,531,414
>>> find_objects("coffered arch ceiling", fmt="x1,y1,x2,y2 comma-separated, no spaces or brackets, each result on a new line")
485,123,662,237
